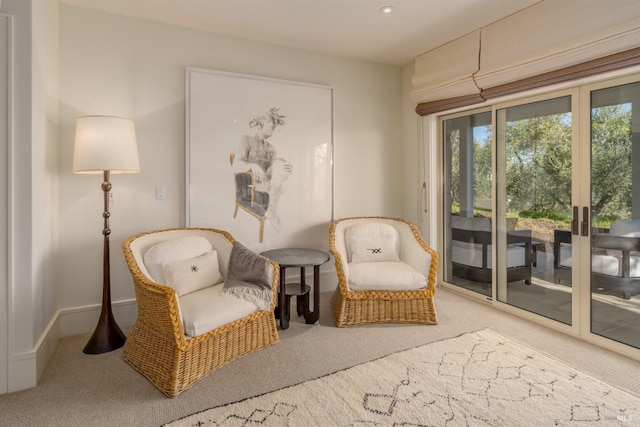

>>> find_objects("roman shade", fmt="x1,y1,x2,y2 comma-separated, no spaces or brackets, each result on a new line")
411,0,640,116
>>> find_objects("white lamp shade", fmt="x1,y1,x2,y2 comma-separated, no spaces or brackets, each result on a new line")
73,115,140,174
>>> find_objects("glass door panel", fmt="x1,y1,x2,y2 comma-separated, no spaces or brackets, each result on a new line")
496,96,573,324
590,81,640,349
438,75,640,358
443,111,493,297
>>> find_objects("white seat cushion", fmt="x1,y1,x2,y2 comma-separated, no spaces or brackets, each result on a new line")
451,216,527,269
179,283,258,337
452,241,484,268
559,246,572,269
559,246,640,278
632,255,640,277
348,261,426,291
452,241,526,268
592,253,624,277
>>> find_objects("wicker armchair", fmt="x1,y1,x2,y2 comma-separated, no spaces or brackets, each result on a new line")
329,217,438,327
121,228,279,397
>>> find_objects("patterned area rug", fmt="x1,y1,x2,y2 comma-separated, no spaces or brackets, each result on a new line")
165,329,638,426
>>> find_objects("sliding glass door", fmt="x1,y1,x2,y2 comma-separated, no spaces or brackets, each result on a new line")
495,94,575,325
588,80,640,349
441,74,640,354
443,111,493,298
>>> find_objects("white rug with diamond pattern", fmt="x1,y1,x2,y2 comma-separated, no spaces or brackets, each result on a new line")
165,329,638,426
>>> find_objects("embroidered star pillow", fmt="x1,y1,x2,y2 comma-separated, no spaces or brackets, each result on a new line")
161,250,223,296
143,235,214,283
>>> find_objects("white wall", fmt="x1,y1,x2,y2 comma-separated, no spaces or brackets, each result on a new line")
57,5,406,334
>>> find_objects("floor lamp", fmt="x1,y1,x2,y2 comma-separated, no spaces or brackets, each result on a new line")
73,115,140,354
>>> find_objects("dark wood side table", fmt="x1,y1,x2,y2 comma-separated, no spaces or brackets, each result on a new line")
260,248,330,330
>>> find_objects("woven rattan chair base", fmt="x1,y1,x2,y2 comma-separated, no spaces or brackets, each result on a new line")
123,310,279,397
331,287,438,327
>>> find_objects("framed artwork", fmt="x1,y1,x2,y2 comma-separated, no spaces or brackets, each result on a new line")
186,67,334,252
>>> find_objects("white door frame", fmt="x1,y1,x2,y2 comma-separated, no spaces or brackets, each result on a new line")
0,12,12,395
419,115,439,248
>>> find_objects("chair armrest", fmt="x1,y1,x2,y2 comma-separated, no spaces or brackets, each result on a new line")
451,227,492,245
131,276,188,347
508,229,531,266
507,229,531,244
266,260,280,311
397,222,436,275
553,229,572,268
400,230,438,294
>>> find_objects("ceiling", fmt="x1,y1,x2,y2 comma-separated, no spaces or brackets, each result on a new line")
60,0,542,66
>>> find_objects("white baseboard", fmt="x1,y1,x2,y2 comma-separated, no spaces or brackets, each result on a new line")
9,306,60,393
59,298,138,337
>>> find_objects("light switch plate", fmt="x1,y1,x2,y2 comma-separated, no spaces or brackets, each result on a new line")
156,186,166,200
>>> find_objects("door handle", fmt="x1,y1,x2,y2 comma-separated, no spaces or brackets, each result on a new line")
571,206,579,236
581,206,589,237
421,182,427,221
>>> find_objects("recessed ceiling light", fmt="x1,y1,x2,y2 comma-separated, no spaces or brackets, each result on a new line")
380,6,394,14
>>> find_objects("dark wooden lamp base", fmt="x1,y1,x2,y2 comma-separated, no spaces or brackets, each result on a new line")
83,171,127,355
83,304,126,354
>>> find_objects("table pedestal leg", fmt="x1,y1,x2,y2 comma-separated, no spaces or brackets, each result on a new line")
303,265,320,324
278,267,290,329
296,267,306,316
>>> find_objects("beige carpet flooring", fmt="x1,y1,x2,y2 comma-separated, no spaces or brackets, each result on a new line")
1,286,639,427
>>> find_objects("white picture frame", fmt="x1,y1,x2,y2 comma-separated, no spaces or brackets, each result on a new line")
186,67,334,252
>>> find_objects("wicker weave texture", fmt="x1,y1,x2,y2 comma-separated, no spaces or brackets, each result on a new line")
329,217,438,327
121,228,280,397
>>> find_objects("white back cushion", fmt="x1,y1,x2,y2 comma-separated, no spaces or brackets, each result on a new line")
345,222,400,263
451,216,491,232
609,218,640,237
143,236,214,283
561,246,640,278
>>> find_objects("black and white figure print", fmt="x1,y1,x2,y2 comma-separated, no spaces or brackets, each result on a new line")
187,68,333,252
230,107,293,233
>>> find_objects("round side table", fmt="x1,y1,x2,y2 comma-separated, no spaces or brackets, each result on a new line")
260,248,330,330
